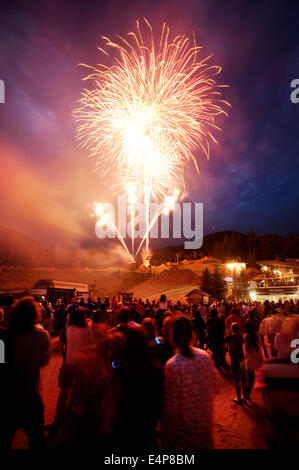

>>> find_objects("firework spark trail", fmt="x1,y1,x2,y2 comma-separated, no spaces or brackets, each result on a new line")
107,219,131,258
74,19,229,258
95,204,132,258
127,183,137,255
134,189,180,257
135,205,166,258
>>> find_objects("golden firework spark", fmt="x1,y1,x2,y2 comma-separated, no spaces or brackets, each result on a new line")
74,19,229,256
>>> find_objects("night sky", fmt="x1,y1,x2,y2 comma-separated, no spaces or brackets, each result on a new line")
0,0,298,248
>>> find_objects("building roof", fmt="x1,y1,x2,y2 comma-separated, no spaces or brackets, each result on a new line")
185,288,209,297
31,279,89,291
258,260,299,271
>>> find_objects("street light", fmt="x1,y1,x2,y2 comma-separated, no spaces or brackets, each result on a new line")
145,255,152,275
226,262,246,275
226,261,246,300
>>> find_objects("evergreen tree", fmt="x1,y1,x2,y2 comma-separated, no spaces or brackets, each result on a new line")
247,229,259,261
211,266,227,300
213,241,224,261
260,235,271,260
200,267,213,296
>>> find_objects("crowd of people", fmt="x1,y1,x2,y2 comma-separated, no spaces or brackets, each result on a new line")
0,293,298,450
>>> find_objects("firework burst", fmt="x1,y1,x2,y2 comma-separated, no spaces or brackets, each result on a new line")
74,19,229,256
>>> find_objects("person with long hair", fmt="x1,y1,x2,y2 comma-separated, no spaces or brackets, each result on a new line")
56,329,127,448
0,297,50,449
160,315,174,364
142,317,164,366
110,327,163,451
244,321,264,402
91,307,110,343
162,315,219,449
46,307,91,433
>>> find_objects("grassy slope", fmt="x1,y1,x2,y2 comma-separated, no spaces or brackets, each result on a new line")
0,259,225,300
0,267,149,298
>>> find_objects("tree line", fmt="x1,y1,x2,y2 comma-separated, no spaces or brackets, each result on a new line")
200,266,228,300
151,230,299,265
0,226,298,268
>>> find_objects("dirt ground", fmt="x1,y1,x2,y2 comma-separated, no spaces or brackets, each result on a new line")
11,338,268,450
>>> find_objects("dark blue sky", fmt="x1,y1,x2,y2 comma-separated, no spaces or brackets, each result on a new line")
0,0,298,247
